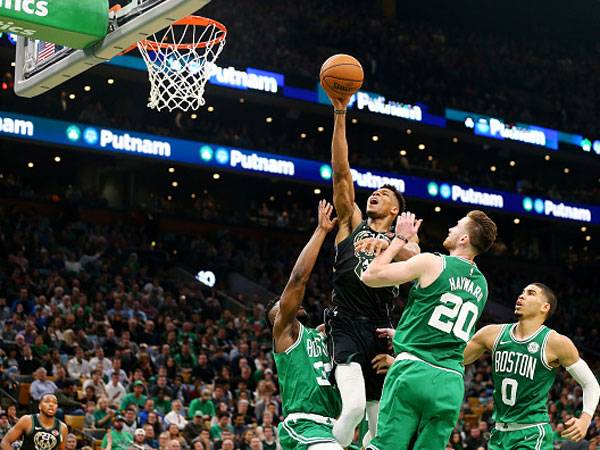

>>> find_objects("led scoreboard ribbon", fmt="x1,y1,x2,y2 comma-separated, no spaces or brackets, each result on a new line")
0,110,597,224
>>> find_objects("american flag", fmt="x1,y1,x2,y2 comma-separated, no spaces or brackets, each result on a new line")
37,41,56,62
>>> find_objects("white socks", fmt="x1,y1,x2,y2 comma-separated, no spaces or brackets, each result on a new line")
333,363,366,447
362,401,380,447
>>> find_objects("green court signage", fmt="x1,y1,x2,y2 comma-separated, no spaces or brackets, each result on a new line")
0,0,108,48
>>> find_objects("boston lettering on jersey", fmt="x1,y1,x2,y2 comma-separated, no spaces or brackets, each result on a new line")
494,351,537,381
333,221,397,322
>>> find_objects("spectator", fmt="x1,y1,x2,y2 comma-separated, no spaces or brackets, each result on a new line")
107,372,127,408
65,434,78,450
83,369,108,399
30,367,58,401
129,428,153,450
164,400,188,431
464,427,485,450
261,426,277,450
90,347,113,374
17,345,40,376
188,390,215,420
0,412,10,440
182,412,204,445
95,397,116,430
143,424,159,449
121,381,148,411
191,355,215,385
210,413,234,443
55,381,85,417
68,346,91,379
101,416,134,450
123,407,139,435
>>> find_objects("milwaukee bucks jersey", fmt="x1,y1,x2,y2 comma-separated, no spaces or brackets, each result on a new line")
21,414,63,450
393,254,488,374
492,324,557,424
274,323,342,418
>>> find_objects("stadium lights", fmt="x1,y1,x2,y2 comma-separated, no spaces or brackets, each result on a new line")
581,226,587,232
509,160,516,167
269,196,275,201
406,129,412,135
239,98,245,103
151,241,156,247
27,162,34,168
563,168,570,174
54,156,61,163
314,188,321,195
168,167,175,173
372,135,379,142
317,126,324,132
191,113,198,120
513,218,520,224
300,133,307,139
351,118,358,124
10,62,15,67
191,193,196,199
69,93,76,100
84,86,91,92
266,117,273,123
287,191,292,196
167,195,172,201
427,155,433,161
400,150,407,156
207,106,215,112
434,206,441,212
544,154,551,161
213,173,221,180
107,78,115,85
586,235,592,241
452,137,459,143
171,181,178,187
418,144,425,150
490,165,497,172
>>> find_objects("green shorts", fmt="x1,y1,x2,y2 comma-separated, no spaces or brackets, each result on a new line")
366,358,464,450
488,424,553,450
278,416,337,450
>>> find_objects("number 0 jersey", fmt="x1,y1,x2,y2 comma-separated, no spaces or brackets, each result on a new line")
393,254,488,374
273,323,342,418
491,324,557,424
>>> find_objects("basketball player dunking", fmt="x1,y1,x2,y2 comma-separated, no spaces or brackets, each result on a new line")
326,94,420,447
1,394,67,450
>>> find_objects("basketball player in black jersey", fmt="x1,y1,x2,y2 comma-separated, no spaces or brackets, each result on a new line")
326,94,421,447
1,394,67,450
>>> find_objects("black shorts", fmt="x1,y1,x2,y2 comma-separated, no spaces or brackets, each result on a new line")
324,307,392,401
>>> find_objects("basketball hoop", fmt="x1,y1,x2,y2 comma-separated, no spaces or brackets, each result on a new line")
137,16,227,112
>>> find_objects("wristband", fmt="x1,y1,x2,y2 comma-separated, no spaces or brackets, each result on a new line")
334,109,347,115
395,234,409,244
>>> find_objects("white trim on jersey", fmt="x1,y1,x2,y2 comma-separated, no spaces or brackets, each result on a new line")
285,323,305,354
509,323,546,343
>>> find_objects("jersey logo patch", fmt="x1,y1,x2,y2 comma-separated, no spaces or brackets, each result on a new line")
34,431,58,450
499,340,512,345
527,342,540,353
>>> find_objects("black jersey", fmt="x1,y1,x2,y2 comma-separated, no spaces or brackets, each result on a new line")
332,220,399,322
21,414,62,450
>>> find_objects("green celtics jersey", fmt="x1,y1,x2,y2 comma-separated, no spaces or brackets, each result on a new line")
274,323,342,418
393,254,488,374
492,324,557,424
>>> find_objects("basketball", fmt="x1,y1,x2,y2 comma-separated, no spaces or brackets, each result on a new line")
319,54,364,99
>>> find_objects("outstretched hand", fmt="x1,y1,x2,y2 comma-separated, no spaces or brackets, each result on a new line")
328,94,352,110
561,415,591,442
318,200,338,233
372,354,395,375
395,212,423,241
354,238,390,257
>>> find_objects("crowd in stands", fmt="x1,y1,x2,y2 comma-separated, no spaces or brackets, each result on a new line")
0,192,599,449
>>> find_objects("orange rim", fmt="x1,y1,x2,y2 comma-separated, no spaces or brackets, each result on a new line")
137,16,227,51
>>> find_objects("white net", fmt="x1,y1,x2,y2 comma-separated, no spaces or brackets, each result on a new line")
137,17,226,112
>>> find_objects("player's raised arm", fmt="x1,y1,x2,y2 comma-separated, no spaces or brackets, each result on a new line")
329,95,361,239
273,201,337,340
463,325,503,365
547,333,600,442
1,416,31,450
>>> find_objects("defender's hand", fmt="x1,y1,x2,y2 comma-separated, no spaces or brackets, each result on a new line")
395,212,422,242
372,354,395,375
354,238,390,257
562,415,591,442
376,328,396,340
317,200,338,233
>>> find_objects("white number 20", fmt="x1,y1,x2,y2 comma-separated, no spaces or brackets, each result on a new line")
428,293,478,342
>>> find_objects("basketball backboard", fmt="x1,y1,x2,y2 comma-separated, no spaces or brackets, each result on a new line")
14,0,211,98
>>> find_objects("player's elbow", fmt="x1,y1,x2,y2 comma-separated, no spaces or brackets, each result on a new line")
289,271,309,287
360,269,379,287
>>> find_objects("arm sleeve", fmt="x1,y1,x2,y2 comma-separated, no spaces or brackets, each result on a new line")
566,358,600,417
